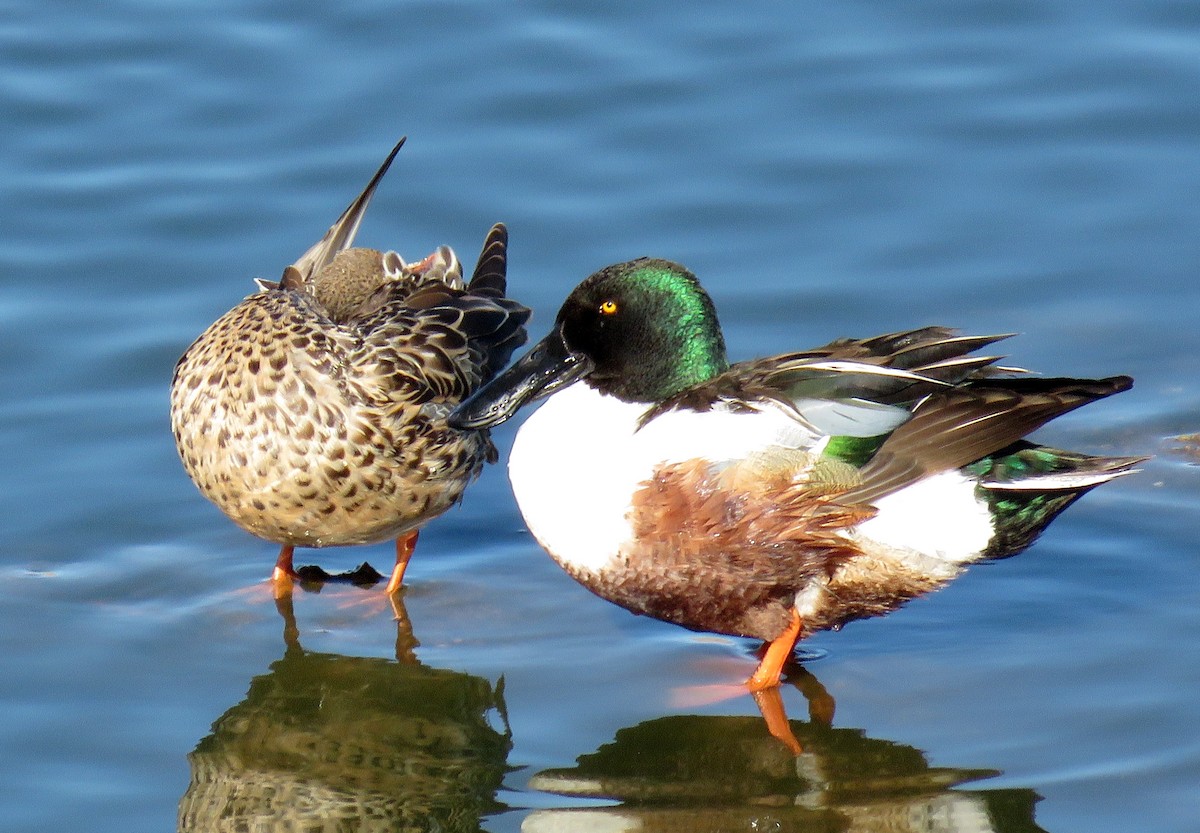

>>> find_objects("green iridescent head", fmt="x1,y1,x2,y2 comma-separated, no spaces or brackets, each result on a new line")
448,258,730,429
555,258,730,402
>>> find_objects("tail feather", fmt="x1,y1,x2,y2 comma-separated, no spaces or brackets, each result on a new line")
980,452,1146,490
463,222,529,382
976,443,1146,559
467,223,510,299
287,137,407,285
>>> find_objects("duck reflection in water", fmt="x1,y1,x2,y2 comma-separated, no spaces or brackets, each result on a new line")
178,594,512,833
525,666,1047,833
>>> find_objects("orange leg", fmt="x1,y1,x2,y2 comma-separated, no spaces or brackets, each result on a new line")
271,545,298,599
384,530,419,595
746,609,802,692
273,589,301,651
389,592,420,663
752,687,803,755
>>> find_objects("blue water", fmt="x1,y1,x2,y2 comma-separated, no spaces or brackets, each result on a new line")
2,2,1198,831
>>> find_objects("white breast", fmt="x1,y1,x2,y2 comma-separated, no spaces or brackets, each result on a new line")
507,382,821,575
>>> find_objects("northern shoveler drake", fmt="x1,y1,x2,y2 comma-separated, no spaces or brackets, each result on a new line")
451,258,1140,691
171,138,530,597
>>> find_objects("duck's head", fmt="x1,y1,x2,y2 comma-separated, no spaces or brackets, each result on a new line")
450,258,729,429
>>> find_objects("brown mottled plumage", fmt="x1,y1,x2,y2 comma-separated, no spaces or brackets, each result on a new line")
609,459,874,641
170,139,529,593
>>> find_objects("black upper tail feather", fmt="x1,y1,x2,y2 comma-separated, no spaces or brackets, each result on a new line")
979,441,1147,489
443,222,529,383
977,443,1145,559
463,220,530,379
467,223,510,299
965,373,1133,398
1079,453,1148,477
840,374,1135,505
454,297,530,385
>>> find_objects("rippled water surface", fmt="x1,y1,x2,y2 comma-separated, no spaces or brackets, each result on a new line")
2,2,1198,831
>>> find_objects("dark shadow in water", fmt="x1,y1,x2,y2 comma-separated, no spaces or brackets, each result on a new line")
178,594,512,833
524,667,1047,833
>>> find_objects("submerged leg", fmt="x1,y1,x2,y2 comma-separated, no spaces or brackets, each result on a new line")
384,530,420,595
791,665,836,727
746,609,802,692
389,592,420,663
752,687,803,755
273,589,301,651
271,545,298,599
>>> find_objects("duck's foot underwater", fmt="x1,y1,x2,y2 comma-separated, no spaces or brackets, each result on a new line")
669,622,835,756
269,544,386,598
272,584,420,663
754,665,837,756
753,687,803,755
733,608,833,757
675,658,836,756
267,531,420,599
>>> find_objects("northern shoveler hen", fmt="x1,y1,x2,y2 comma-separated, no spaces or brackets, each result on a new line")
451,258,1139,691
171,139,530,596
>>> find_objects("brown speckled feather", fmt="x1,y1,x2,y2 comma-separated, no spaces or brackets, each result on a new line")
170,144,529,551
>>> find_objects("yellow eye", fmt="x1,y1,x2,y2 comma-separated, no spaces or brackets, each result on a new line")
599,299,618,315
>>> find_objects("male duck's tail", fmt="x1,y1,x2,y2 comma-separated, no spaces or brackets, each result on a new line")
971,442,1145,558
841,373,1134,505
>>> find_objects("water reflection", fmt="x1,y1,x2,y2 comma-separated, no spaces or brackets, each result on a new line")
525,668,1046,833
179,595,512,833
